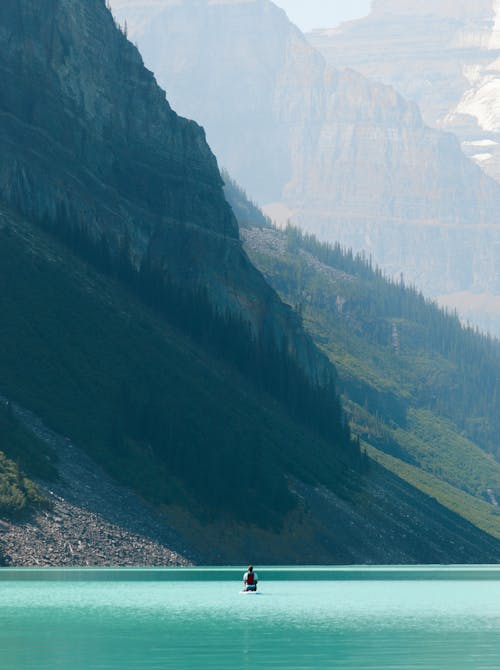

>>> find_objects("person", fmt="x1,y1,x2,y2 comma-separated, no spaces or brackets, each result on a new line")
243,565,258,592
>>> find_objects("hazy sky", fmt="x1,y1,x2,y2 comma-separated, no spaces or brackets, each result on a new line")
272,0,372,32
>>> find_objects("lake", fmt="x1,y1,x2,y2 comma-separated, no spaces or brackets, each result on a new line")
0,567,499,669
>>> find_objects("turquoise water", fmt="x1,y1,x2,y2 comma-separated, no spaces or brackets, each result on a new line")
1,567,499,669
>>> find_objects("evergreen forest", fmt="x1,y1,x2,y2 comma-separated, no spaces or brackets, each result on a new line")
240,213,500,539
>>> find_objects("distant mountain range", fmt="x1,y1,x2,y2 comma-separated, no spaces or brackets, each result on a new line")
310,0,500,333
310,0,500,182
110,0,500,336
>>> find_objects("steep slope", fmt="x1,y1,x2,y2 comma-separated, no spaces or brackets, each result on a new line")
0,0,368,487
2,203,499,563
238,214,500,541
0,202,328,540
0,0,498,563
0,394,193,567
309,1,500,180
0,0,359,553
0,0,327,381
109,0,500,335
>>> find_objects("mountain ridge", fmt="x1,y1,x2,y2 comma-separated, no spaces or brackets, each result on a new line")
308,2,500,334
0,0,344,390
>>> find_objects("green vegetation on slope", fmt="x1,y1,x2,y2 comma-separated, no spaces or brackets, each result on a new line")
0,452,46,518
222,170,272,230
282,225,500,459
242,224,500,537
366,444,500,540
38,198,359,472
0,210,356,529
0,404,52,517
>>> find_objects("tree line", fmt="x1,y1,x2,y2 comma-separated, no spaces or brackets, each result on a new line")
282,224,500,461
38,205,363,475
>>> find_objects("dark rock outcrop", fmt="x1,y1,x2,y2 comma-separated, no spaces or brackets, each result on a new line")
0,0,328,379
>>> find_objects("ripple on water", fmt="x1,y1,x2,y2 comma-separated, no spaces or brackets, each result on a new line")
0,568,499,669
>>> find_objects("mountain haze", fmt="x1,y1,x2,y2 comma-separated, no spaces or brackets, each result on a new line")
310,0,500,333
310,0,500,177
110,0,500,335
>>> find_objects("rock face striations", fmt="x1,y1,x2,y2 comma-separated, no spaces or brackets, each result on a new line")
110,0,500,333
0,0,326,376
309,0,500,333
310,1,500,182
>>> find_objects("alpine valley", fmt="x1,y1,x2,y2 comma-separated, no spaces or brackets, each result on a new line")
0,0,498,565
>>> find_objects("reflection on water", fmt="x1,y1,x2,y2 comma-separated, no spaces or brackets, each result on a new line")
0,568,499,669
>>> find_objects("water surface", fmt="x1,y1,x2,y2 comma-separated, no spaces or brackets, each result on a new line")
1,567,499,669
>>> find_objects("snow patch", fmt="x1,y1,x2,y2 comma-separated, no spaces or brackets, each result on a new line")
462,139,498,147
485,56,500,73
490,0,500,49
462,64,484,85
472,152,493,162
455,76,500,132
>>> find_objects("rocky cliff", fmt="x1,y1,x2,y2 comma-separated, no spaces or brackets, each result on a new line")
0,0,327,377
309,1,500,333
310,0,500,181
109,0,500,334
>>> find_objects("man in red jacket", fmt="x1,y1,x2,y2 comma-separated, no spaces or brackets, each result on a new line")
243,565,258,592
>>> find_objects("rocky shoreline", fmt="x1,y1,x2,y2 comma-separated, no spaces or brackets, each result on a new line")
0,397,197,567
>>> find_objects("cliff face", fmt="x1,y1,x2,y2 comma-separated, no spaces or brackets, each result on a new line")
0,0,237,237
310,1,500,183
111,0,301,204
109,0,500,331
308,1,500,332
0,0,327,375
110,0,500,226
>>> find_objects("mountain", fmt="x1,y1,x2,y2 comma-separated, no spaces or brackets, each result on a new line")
0,0,367,548
1,0,333,378
309,1,500,180
309,1,500,334
231,187,500,542
109,0,500,338
3,196,499,564
0,0,498,563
